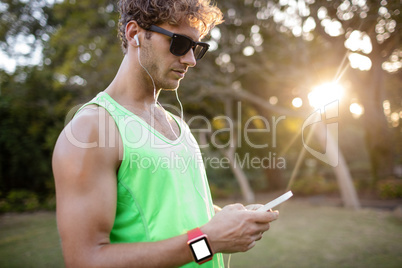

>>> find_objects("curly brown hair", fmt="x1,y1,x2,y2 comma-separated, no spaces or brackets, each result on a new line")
117,0,224,54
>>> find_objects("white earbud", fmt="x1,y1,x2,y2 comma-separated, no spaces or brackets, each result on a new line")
134,35,139,46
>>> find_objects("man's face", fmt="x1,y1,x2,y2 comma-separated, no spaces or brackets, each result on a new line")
139,21,200,91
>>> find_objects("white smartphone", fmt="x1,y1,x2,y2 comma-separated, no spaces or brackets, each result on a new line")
257,191,293,212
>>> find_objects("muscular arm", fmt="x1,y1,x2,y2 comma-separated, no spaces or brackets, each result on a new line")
53,107,193,267
53,107,279,267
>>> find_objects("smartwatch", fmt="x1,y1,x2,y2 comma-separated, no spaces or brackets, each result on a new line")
187,227,213,264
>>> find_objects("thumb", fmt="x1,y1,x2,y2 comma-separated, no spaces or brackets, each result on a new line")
224,203,246,211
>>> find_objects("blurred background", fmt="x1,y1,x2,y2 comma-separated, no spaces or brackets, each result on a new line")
1,0,400,211
0,0,401,267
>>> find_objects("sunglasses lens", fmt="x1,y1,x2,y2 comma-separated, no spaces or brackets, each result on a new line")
193,44,208,60
171,35,192,56
170,34,210,60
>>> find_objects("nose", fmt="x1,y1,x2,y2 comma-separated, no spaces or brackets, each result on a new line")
180,48,197,67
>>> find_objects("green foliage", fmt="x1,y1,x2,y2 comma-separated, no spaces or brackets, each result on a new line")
209,183,234,199
0,0,400,202
0,0,53,58
378,179,402,199
291,175,338,196
0,190,40,213
0,66,68,196
0,0,118,200
46,0,121,98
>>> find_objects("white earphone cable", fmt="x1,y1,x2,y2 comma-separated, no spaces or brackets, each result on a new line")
137,45,178,140
175,89,184,121
137,43,157,104
137,40,214,238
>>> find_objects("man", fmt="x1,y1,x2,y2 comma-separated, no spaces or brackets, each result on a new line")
52,0,279,267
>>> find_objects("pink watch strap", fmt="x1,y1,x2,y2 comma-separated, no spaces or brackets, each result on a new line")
187,227,204,240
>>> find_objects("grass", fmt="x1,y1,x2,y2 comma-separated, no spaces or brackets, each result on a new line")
0,212,63,268
0,200,401,268
222,201,402,268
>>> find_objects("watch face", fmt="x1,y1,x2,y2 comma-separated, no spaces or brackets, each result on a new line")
189,237,213,262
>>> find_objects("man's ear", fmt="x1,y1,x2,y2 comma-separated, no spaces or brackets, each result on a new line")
125,20,141,48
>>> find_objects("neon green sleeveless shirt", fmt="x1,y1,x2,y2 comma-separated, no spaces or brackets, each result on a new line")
79,92,224,268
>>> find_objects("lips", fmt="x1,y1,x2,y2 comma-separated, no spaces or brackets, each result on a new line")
172,69,186,78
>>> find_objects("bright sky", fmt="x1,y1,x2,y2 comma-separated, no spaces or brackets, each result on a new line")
0,36,43,73
0,0,62,73
0,51,17,73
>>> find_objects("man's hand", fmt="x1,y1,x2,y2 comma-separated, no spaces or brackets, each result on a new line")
201,203,279,253
245,204,264,211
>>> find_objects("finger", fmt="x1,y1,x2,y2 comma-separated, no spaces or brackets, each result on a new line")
258,222,270,232
255,232,263,241
252,210,279,223
247,240,257,250
252,222,270,235
213,204,222,212
245,204,263,211
225,203,246,211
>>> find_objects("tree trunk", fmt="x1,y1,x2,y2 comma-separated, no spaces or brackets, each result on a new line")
225,149,255,203
263,166,285,191
314,123,361,210
359,43,394,186
234,89,360,209
222,98,255,203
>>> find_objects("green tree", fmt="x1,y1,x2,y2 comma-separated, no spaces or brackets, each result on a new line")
253,0,401,183
0,0,399,206
180,0,401,192
0,66,63,197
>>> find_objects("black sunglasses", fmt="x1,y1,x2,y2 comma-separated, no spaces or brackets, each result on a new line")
148,25,210,60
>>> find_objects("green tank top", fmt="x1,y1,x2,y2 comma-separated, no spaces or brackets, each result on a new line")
79,92,224,268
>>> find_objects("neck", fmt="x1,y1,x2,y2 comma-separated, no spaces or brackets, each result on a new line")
105,54,160,109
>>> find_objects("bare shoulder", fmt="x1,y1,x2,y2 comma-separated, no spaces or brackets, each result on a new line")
53,104,121,262
56,104,121,148
52,104,122,183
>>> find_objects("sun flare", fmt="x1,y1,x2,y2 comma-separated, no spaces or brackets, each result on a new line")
308,83,344,109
